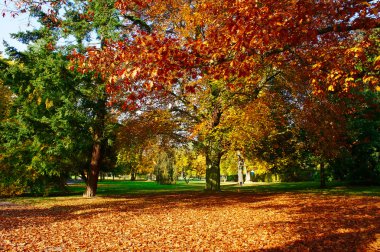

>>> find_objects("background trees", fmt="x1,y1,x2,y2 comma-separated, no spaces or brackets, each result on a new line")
1,0,379,195
76,0,378,190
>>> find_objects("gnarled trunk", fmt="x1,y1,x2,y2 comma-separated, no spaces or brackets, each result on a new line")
204,88,223,192
205,147,222,191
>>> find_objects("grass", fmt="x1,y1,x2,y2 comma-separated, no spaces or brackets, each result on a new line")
68,179,206,196
3,180,379,206
223,181,380,196
70,180,380,196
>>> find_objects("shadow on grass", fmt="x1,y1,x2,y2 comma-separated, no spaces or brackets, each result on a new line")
16,180,378,198
223,181,380,196
67,180,207,197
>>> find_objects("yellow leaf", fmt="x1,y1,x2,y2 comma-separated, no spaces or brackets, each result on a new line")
45,99,54,109
328,85,335,91
131,68,139,79
151,69,158,77
362,1,371,7
312,63,322,70
363,76,372,84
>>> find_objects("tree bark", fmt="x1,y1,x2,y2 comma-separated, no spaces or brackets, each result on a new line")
245,171,251,183
83,98,106,198
83,136,102,197
237,152,244,186
205,148,222,192
320,162,326,188
205,87,223,192
205,120,223,191
131,171,136,181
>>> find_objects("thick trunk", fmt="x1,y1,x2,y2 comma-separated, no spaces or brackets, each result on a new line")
131,172,136,181
320,162,326,188
156,151,176,185
245,171,251,183
205,148,222,192
83,98,106,198
205,83,223,192
83,138,102,197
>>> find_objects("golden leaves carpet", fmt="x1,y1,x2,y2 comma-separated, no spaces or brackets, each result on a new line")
1,193,379,251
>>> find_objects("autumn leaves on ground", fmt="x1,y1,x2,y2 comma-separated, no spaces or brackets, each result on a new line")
1,189,379,251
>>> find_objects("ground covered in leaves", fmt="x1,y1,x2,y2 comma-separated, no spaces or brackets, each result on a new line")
1,192,379,251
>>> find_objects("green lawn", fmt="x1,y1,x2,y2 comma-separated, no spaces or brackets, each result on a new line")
67,180,380,197
68,180,206,195
4,180,379,205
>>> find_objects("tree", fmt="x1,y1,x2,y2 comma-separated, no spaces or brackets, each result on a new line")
76,0,377,190
330,30,380,184
0,41,96,195
0,0,123,196
7,0,380,191
0,62,25,196
116,109,178,180
1,0,151,196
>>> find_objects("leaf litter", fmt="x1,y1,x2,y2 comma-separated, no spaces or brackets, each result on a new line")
0,192,379,251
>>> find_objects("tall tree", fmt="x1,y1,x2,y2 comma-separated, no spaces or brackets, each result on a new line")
6,0,380,191
74,0,378,190
0,40,97,195
0,0,124,196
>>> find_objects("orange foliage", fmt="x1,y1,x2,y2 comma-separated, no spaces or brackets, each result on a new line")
71,0,380,105
1,193,379,251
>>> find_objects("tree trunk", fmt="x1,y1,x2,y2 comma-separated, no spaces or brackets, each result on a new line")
205,144,222,191
320,162,326,188
237,152,244,186
83,136,102,197
131,172,136,181
205,83,223,192
83,98,106,198
245,171,251,183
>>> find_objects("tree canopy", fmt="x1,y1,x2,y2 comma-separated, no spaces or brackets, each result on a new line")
1,0,379,195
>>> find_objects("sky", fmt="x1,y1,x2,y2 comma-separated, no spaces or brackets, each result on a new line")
0,12,38,54
0,10,99,56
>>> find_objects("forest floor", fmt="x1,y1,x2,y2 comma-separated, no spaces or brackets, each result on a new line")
1,185,379,251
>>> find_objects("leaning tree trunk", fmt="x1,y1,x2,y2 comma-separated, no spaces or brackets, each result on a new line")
83,98,106,198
